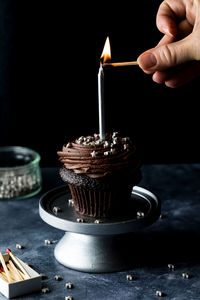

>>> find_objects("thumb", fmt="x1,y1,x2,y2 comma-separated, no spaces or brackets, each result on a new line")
137,36,196,72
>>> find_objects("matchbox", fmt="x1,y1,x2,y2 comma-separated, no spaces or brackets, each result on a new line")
0,253,41,299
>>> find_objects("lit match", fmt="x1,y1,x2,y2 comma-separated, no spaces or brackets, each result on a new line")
103,61,138,67
101,36,138,67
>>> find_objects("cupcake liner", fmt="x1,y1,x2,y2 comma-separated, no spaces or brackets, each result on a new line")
68,183,133,218
60,167,142,218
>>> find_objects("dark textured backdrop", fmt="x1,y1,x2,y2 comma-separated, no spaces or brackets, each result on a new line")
0,0,200,166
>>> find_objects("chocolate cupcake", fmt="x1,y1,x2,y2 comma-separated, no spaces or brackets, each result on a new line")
57,133,142,218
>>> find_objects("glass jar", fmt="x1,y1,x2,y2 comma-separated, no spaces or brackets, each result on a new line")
0,146,42,199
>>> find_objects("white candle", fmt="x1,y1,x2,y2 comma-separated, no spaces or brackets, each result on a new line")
98,63,105,140
98,37,111,140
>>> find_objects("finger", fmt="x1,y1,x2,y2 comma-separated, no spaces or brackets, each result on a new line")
141,69,154,75
156,19,193,48
178,19,193,38
152,64,186,83
156,0,185,37
153,61,200,87
137,35,195,72
137,46,156,74
153,70,174,84
156,33,175,47
165,61,200,87
152,63,188,83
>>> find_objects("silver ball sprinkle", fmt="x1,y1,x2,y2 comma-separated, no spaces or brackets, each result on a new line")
44,239,53,245
104,151,109,156
94,219,103,224
87,136,93,142
156,290,164,297
103,141,110,148
168,263,175,270
112,137,118,144
126,274,136,281
112,131,119,137
137,211,145,218
16,244,24,249
122,137,130,142
41,287,50,294
95,139,102,145
78,136,84,141
68,199,74,206
182,272,190,279
66,142,72,148
54,275,62,281
65,297,73,300
77,218,84,223
65,282,74,289
110,148,116,154
123,143,130,150
53,206,61,214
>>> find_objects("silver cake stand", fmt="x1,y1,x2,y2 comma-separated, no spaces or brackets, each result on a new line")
39,185,161,273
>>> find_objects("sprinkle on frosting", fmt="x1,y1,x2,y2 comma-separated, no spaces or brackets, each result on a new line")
66,142,72,148
104,151,109,156
57,132,140,178
104,141,110,148
90,151,96,157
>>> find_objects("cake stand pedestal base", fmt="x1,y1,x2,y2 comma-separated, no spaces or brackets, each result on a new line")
39,185,160,273
54,232,136,273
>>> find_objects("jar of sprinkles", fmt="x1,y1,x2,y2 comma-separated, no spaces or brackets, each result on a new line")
0,146,41,199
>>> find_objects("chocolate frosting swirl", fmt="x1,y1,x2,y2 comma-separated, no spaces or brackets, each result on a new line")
57,133,141,178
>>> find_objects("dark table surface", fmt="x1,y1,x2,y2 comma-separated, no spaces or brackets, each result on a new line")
1,164,200,300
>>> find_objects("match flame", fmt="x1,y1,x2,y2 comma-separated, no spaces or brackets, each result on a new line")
100,36,111,63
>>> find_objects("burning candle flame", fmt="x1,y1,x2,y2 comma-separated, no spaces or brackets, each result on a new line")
100,36,111,64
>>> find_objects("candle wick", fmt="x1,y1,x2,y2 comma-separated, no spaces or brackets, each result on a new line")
100,56,104,65
99,63,104,75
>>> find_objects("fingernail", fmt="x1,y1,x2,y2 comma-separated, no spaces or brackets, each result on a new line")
138,53,157,69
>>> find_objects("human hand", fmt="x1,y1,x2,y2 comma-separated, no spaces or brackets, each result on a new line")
137,0,200,87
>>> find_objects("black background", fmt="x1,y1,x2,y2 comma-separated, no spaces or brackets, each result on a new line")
0,0,200,166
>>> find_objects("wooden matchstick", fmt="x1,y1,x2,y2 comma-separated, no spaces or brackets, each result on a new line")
0,262,23,283
7,260,24,281
0,268,9,282
6,249,31,279
1,266,16,283
0,252,12,283
103,61,138,67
